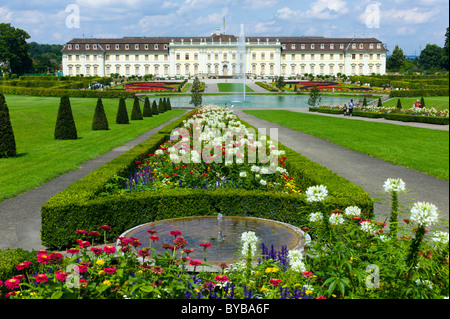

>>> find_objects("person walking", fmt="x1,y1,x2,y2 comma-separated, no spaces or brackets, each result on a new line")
348,99,354,116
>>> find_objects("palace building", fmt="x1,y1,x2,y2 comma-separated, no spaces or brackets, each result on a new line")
61,28,387,78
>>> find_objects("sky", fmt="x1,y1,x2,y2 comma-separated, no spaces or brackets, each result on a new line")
0,0,448,56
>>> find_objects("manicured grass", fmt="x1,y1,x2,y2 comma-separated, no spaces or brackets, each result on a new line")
244,110,449,180
217,83,254,93
382,96,449,111
0,95,185,202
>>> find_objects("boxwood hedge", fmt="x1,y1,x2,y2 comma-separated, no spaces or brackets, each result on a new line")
41,108,373,250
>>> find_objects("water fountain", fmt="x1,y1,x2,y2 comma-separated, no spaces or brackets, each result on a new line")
231,24,247,105
118,216,308,267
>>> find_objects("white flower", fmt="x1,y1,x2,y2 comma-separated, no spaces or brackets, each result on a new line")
309,212,323,223
260,179,267,186
383,178,406,193
288,250,306,273
305,185,328,202
360,221,377,235
155,149,164,155
241,231,259,258
344,206,361,218
239,172,247,178
410,202,439,228
329,213,345,226
169,153,179,162
432,231,449,246
251,165,260,173
260,168,269,174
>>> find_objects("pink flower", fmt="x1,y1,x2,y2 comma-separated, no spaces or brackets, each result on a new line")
50,252,64,264
76,229,87,235
103,245,116,254
35,274,48,283
189,259,202,267
66,248,80,255
215,275,229,283
100,225,111,230
147,229,157,234
150,235,159,242
90,247,104,255
302,271,313,278
5,278,20,290
170,230,182,237
104,267,117,274
269,279,283,286
200,242,211,249
37,253,51,265
55,270,68,282
139,248,150,257
16,261,33,271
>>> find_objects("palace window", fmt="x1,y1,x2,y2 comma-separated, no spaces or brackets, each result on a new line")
125,44,130,50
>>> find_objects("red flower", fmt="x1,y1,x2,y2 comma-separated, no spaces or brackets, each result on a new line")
189,259,202,267
170,230,182,237
37,253,51,265
88,231,100,237
90,247,104,255
151,266,164,275
174,236,188,249
5,278,20,290
147,229,157,234
103,245,116,254
269,279,283,286
16,261,32,271
76,229,87,235
129,237,142,247
199,242,211,249
302,271,313,278
67,248,80,255
104,267,117,274
150,235,159,242
139,248,150,257
215,275,229,283
55,270,68,282
76,239,91,248
183,248,194,255
35,274,48,283
100,225,111,230
50,252,64,263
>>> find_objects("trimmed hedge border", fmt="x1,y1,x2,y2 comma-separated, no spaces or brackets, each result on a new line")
0,86,135,99
309,107,449,125
41,108,374,250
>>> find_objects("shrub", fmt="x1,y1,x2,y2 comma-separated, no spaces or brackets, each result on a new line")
116,98,129,124
158,98,165,114
377,97,383,107
167,98,172,110
92,98,109,130
0,93,17,158
396,99,402,109
152,100,158,115
420,97,425,108
142,97,152,117
130,97,143,120
54,96,78,140
0,248,38,282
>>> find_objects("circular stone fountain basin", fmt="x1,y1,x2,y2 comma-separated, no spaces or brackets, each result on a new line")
118,216,306,266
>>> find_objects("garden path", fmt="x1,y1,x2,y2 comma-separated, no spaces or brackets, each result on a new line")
234,109,449,230
0,111,190,252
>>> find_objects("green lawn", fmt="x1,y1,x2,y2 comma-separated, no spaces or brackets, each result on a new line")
244,110,449,180
0,95,185,202
217,83,255,93
383,96,449,111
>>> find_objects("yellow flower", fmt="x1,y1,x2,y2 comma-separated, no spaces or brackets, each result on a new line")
260,286,267,293
194,288,200,293
103,280,112,287
305,290,313,295
96,259,105,266
98,270,105,276
265,267,272,274
272,267,279,273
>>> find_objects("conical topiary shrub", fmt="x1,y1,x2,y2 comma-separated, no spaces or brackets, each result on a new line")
396,99,402,109
158,98,165,114
0,93,16,158
131,96,143,120
420,97,425,108
54,96,77,140
116,98,129,124
151,100,158,115
142,97,152,117
92,98,109,130
163,98,168,112
167,98,172,110
377,97,383,107
362,97,367,107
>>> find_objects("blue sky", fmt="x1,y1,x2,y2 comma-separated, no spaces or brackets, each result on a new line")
1,0,448,55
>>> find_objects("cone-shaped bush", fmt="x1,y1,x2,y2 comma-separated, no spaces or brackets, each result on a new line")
54,96,77,140
362,97,367,107
158,98,165,113
92,98,109,130
167,98,172,110
163,98,168,112
0,93,16,158
131,96,143,120
142,97,153,117
116,98,129,124
420,97,425,108
377,97,383,107
396,99,402,109
152,100,158,115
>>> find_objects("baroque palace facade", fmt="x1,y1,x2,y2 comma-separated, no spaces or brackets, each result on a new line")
61,29,387,78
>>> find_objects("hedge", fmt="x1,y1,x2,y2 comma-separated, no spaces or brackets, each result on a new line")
310,107,448,124
0,86,135,99
388,88,449,98
41,109,373,250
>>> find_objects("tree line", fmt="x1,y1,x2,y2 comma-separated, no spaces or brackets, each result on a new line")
387,27,449,74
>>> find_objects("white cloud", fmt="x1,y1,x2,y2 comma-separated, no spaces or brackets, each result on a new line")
243,0,278,10
276,0,348,21
381,7,439,24
0,6,13,22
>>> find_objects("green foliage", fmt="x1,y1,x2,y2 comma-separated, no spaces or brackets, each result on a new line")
389,88,449,98
307,86,321,107
92,98,109,130
151,100,158,115
387,45,406,71
419,43,445,71
116,98,129,124
190,76,203,107
142,97,153,117
130,97,143,120
157,98,165,114
54,96,77,140
396,98,402,109
420,97,426,108
377,97,383,107
0,23,33,74
167,98,172,110
0,248,38,281
363,97,368,107
0,92,16,157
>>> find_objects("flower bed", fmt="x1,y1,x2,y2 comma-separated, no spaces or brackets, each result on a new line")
41,106,373,250
310,105,449,125
284,81,374,92
110,82,184,92
2,179,448,299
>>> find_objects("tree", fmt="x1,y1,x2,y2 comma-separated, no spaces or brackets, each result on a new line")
0,93,16,157
151,100,158,115
158,98,165,113
396,99,402,109
190,76,203,107
362,97,368,107
275,76,285,92
143,97,153,117
131,97,143,120
419,44,444,71
420,97,426,108
307,86,321,107
54,97,77,140
116,98,129,124
377,97,383,107
0,23,33,74
167,98,172,110
92,98,109,130
442,27,449,71
386,45,406,71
